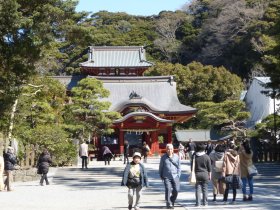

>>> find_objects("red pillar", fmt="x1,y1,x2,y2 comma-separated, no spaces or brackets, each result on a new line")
151,131,159,155
167,126,172,144
119,130,124,154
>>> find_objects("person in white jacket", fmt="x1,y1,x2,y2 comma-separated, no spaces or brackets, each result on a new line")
79,140,89,169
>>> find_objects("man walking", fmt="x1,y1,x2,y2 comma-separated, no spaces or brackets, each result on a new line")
79,140,88,169
159,144,181,209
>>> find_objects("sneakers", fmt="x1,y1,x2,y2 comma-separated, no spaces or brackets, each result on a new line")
223,201,228,205
134,207,140,210
248,195,253,201
243,196,248,201
128,205,132,210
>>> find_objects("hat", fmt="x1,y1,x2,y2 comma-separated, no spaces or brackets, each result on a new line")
132,152,142,159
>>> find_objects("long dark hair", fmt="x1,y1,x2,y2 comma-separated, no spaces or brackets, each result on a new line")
242,140,252,154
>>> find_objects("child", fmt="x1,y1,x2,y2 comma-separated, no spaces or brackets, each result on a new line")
121,152,149,210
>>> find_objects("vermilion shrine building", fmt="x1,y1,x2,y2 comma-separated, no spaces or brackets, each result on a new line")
56,46,196,156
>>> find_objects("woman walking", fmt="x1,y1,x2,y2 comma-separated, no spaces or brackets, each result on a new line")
121,152,149,210
37,149,52,186
222,144,241,204
239,140,254,201
209,144,226,202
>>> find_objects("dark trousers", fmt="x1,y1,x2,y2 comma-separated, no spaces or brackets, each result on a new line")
40,173,49,185
223,188,237,201
81,156,88,168
123,154,129,164
163,177,180,207
104,154,111,165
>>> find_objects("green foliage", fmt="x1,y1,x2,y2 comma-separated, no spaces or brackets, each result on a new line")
67,78,120,138
0,0,91,128
145,61,244,105
252,114,280,139
12,76,76,165
194,100,250,133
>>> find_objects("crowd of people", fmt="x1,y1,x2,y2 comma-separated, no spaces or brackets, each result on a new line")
0,138,256,210
120,138,256,209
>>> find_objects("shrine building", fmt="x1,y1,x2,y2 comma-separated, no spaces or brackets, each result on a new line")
55,46,197,156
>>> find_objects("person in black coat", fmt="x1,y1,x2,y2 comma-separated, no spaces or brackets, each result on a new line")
37,149,52,186
3,147,17,191
123,140,130,164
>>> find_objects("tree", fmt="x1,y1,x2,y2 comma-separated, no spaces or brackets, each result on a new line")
153,11,191,62
12,76,76,165
194,100,251,136
67,78,120,139
0,0,92,131
145,61,244,105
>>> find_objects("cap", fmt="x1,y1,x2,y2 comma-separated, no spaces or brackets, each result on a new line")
132,152,142,159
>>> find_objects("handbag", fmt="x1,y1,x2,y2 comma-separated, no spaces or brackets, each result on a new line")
224,175,233,184
214,160,223,172
126,176,141,189
248,164,258,176
188,156,196,185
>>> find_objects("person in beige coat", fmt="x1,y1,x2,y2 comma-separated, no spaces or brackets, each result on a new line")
209,145,226,202
0,155,4,191
222,145,241,205
239,140,254,201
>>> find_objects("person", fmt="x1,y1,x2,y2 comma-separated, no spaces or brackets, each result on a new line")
187,139,196,163
102,146,113,165
124,140,130,164
239,140,254,201
209,144,226,202
205,140,214,155
178,142,185,160
37,148,52,186
3,146,17,191
0,153,4,191
79,140,88,169
192,143,212,207
159,144,181,209
121,152,149,210
222,144,241,205
142,141,150,163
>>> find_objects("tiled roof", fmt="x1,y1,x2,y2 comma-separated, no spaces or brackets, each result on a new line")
80,46,153,68
53,75,197,114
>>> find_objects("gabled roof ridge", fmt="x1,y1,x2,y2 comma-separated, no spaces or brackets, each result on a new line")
90,46,144,50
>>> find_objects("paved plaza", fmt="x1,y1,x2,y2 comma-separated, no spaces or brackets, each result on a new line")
1,158,280,210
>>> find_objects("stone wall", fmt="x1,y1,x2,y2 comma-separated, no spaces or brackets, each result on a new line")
13,168,40,182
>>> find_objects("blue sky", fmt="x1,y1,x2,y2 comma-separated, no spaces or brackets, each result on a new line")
76,0,190,16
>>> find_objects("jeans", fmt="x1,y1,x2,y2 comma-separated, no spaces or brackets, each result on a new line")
81,156,88,168
128,185,142,207
242,176,254,195
195,181,208,205
163,177,180,206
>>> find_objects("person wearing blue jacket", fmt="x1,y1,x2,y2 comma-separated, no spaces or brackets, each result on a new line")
159,144,181,209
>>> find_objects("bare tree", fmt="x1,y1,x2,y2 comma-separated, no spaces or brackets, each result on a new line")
193,0,268,63
153,11,191,62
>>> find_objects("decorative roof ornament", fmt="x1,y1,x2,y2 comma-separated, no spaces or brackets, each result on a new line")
129,90,142,99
